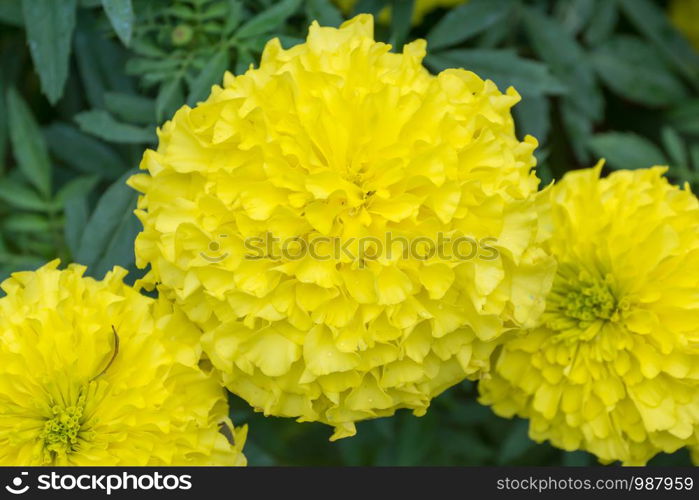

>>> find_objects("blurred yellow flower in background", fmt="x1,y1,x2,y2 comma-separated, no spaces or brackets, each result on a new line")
479,165,699,465
0,261,246,465
669,0,699,51
129,14,554,439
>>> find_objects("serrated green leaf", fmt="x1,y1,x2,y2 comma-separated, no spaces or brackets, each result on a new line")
3,213,52,233
75,170,137,270
100,0,133,46
667,99,699,136
523,7,602,121
74,110,155,144
187,51,228,105
235,0,301,39
223,0,243,34
0,73,7,175
514,95,551,144
156,78,184,123
618,0,699,88
389,0,413,48
44,123,124,180
0,178,48,211
103,92,155,125
498,420,534,465
305,0,342,27
554,0,595,36
591,36,686,107
21,0,77,104
589,132,667,170
583,0,618,46
562,101,592,163
352,0,383,17
52,175,99,209
6,87,52,197
425,49,566,98
0,0,23,26
661,127,687,168
64,195,89,258
235,45,255,74
73,18,106,108
427,0,511,51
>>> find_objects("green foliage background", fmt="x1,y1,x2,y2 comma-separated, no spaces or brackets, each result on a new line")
0,0,697,465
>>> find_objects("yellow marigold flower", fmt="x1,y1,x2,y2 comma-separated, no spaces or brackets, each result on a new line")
129,14,553,439
0,261,246,465
479,164,699,465
336,0,467,25
670,0,699,51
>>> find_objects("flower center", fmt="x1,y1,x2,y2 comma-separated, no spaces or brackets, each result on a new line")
544,267,622,342
562,279,617,322
40,392,86,460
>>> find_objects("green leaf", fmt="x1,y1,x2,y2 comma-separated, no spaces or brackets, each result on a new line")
21,0,77,104
0,178,48,211
104,92,155,125
583,0,618,46
389,0,414,49
187,51,228,105
591,36,687,107
498,420,534,465
74,110,155,144
667,99,699,136
235,46,255,74
100,0,133,46
553,0,595,36
562,101,592,163
514,95,551,145
588,132,667,170
0,0,23,26
618,0,699,88
6,87,52,197
305,0,343,27
425,49,566,98
223,0,243,34
64,195,89,258
661,127,687,168
235,0,302,39
44,123,124,180
73,17,107,108
523,7,602,121
0,72,7,175
3,213,51,233
427,0,511,51
562,450,594,466
156,78,183,123
75,171,137,271
52,175,99,209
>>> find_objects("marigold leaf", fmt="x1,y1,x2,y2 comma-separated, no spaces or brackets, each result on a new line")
588,132,667,170
44,122,124,180
591,36,687,107
236,0,302,39
6,87,52,197
426,49,565,98
100,0,133,46
74,110,155,144
21,0,77,104
427,0,511,51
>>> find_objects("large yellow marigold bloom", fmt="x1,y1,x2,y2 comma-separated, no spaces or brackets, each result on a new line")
479,165,699,465
670,0,699,51
129,14,553,439
0,261,246,465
